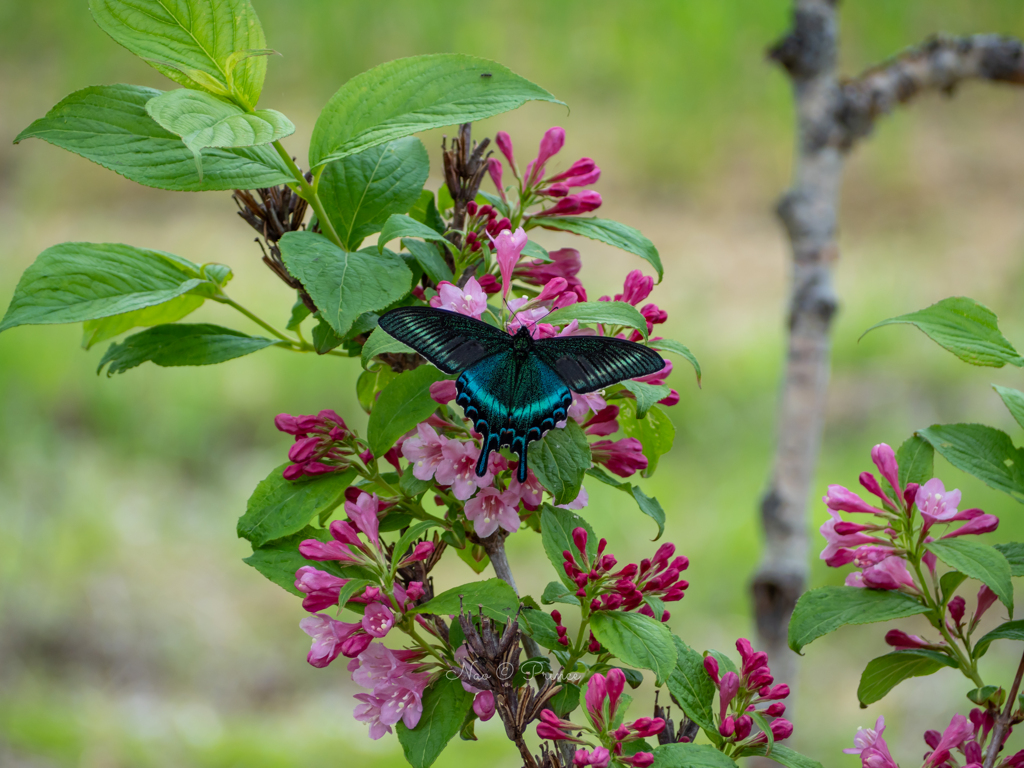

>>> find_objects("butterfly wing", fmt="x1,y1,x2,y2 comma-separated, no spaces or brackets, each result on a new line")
532,335,666,394
377,306,512,375
457,352,572,482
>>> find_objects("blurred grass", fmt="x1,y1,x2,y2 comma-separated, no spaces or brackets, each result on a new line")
5,1,1024,767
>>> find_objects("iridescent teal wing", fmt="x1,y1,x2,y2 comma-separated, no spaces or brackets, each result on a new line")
533,335,665,393
377,307,512,374
457,353,572,482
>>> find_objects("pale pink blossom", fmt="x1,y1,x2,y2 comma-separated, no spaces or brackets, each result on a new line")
823,485,888,516
591,438,648,477
430,277,488,318
871,443,902,499
506,303,551,337
295,566,347,612
557,486,589,510
300,613,362,668
473,691,496,721
494,227,529,298
573,747,611,768
464,486,520,537
345,491,381,548
402,423,449,481
568,391,607,422
916,478,962,523
349,644,431,739
435,439,493,500
845,717,898,768
361,602,395,638
819,510,884,566
846,555,918,592
508,469,545,511
924,714,973,768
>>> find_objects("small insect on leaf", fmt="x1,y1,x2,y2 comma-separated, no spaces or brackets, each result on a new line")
481,73,493,78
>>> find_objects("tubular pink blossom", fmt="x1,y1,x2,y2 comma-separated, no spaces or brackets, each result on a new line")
300,613,359,668
464,486,520,537
526,126,565,184
548,157,599,185
486,157,506,202
884,629,932,649
819,510,885,564
435,439,492,500
924,714,973,768
568,391,608,422
533,191,603,217
345,492,381,548
583,405,619,436
941,514,998,539
493,227,529,298
585,672,609,728
949,595,966,624
606,668,625,721
537,276,569,302
515,247,582,287
591,438,648,477
295,566,347,612
429,380,458,404
974,585,998,625
620,753,654,768
403,423,448,481
617,270,654,306
573,747,611,768
429,277,488,318
823,485,888,516
703,655,720,685
859,472,895,506
495,131,515,169
871,443,902,499
719,671,739,721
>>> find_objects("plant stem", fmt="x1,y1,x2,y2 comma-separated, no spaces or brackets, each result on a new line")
216,295,296,344
272,141,345,249
481,531,543,660
984,645,1024,768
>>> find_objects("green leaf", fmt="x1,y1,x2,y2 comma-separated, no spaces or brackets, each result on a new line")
89,0,268,108
1,242,208,332
400,463,433,498
145,89,293,178
237,465,355,548
862,297,1024,368
391,521,444,576
81,293,205,349
665,636,716,732
309,53,560,169
361,326,415,370
379,214,456,254
995,543,1024,577
994,385,1024,431
311,316,344,354
242,527,358,596
649,338,701,385
336,578,373,612
528,420,591,505
356,366,399,415
536,217,663,282
97,323,280,375
940,571,968,602
543,301,650,340
520,608,563,651
706,650,737,676
15,85,292,191
279,231,413,337
651,742,737,767
412,578,520,623
738,745,824,768
621,380,671,419
918,423,1024,503
788,586,931,654
897,435,934,488
857,649,958,706
367,365,447,458
973,620,1024,659
589,611,676,685
749,711,773,754
319,138,430,251
286,300,311,331
397,675,474,768
620,401,675,477
540,504,598,591
404,239,454,286
925,539,1013,613
541,581,580,607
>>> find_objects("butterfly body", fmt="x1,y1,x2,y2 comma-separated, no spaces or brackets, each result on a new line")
377,307,665,482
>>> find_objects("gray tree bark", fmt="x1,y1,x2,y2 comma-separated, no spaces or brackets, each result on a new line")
752,2,1024,760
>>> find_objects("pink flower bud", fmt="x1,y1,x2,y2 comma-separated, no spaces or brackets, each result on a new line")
606,668,625,718
719,716,736,737
275,413,303,435
537,277,569,302
572,527,589,554
473,691,496,721
885,629,931,649
703,655,720,685
495,131,515,168
974,585,998,624
429,380,458,404
871,443,902,499
766,702,786,717
405,541,435,563
719,672,739,720
735,715,752,740
770,718,794,740
289,436,322,463
623,753,653,768
949,595,966,624
486,157,506,201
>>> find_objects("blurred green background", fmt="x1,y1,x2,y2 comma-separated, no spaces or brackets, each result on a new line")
4,1,1024,766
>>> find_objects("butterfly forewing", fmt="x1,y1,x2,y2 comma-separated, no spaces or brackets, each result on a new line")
533,335,666,393
377,306,512,375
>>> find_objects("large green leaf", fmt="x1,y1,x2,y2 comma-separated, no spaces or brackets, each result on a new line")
237,464,356,548
540,504,598,591
412,578,520,623
361,327,414,370
15,85,292,191
665,636,716,732
857,650,958,706
279,231,413,337
397,675,474,768
309,54,560,169
89,0,268,108
378,214,456,254
620,401,675,477
649,338,701,385
528,420,591,505
543,301,650,340
535,217,663,282
242,527,358,596
862,297,1024,368
589,611,676,685
896,434,934,488
652,743,737,768
621,381,671,419
974,620,1024,659
919,423,1024,503
145,88,293,177
925,539,1013,613
366,365,447,458
541,581,580,607
519,608,563,651
1,242,208,332
97,323,280,375
319,138,430,251
995,543,1024,577
788,587,931,653
994,385,1024,431
81,293,205,349
403,239,454,286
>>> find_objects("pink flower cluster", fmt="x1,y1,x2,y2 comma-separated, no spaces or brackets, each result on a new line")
600,269,668,342
463,199,511,254
348,644,432,740
820,443,998,591
703,639,792,747
491,127,602,218
561,528,688,621
536,669,662,767
275,409,356,479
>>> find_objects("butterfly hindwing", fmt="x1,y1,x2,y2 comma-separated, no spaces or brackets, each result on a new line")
533,335,666,393
457,352,572,482
377,306,512,375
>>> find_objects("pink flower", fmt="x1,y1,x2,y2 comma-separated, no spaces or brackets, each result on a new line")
349,644,431,739
295,566,347,612
620,754,654,768
924,714,974,767
495,131,516,171
846,717,899,768
536,276,569,302
299,520,366,565
973,585,999,627
534,190,602,217
557,486,589,510
718,671,739,722
300,613,361,668
823,485,888,516
871,443,902,499
487,157,506,202
847,555,918,592
819,510,884,566
403,423,449,481
582,404,619,436
506,303,551,337
464,486,520,537
591,438,648,478
526,126,565,185
568,391,608,422
548,157,600,188
345,491,381,548
885,629,932,649
508,468,544,511
585,672,609,729
617,271,654,306
942,513,999,539
430,380,458,404
536,709,585,742
361,603,395,638
493,227,529,298
515,248,583,290
916,478,962,523
430,277,488,318
473,691,496,721
573,747,611,768
435,439,492,500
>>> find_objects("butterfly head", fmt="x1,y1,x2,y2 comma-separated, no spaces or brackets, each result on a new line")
511,324,534,354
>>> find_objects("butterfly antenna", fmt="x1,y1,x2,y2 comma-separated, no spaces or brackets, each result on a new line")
504,296,543,334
